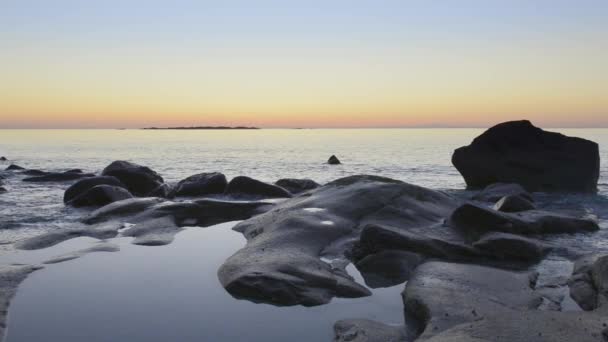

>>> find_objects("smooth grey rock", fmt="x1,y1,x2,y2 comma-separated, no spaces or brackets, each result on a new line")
82,197,166,224
275,178,320,194
67,185,133,207
43,243,120,264
493,194,535,212
0,265,42,341
473,182,532,202
218,175,456,306
5,164,24,171
473,232,548,261
101,160,165,196
122,216,182,246
569,254,608,311
64,176,127,203
355,250,424,288
148,183,172,198
450,203,598,238
225,176,292,198
333,319,406,342
402,261,540,340
23,171,95,182
328,155,341,165
452,120,600,192
169,172,227,197
14,222,121,250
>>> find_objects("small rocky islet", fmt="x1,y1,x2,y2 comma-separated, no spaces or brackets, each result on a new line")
0,120,606,342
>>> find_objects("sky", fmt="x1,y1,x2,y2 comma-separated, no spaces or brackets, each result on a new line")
1,0,607,128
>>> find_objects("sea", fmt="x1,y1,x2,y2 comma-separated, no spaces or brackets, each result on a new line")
0,128,607,341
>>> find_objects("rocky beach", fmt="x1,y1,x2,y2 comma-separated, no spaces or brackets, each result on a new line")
0,121,607,341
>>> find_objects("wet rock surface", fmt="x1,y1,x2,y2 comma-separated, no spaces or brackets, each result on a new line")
14,222,122,250
169,172,227,197
0,265,42,341
23,171,95,182
493,194,536,212
225,176,292,198
63,176,128,204
101,160,165,196
275,178,321,194
569,254,608,311
472,182,532,202
67,185,133,207
82,197,166,224
333,319,407,342
452,120,600,192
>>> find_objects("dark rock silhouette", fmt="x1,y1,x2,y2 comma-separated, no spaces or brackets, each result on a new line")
327,155,341,165
275,178,320,194
473,183,532,202
23,171,95,182
64,176,128,204
21,169,48,176
67,185,134,207
0,156,7,161
0,187,6,194
493,195,535,212
5,164,24,171
169,172,227,197
101,161,164,196
225,176,291,198
452,120,600,192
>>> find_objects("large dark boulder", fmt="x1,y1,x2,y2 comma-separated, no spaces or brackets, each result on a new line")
101,161,164,196
275,178,320,194
452,120,600,192
23,171,95,182
225,176,292,198
169,172,227,197
64,176,127,203
67,185,133,207
218,175,457,306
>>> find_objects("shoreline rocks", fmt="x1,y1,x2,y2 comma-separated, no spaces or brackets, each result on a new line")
225,176,292,198
275,178,320,194
64,176,128,204
169,172,227,198
452,120,600,192
328,155,341,165
101,161,165,196
67,185,134,207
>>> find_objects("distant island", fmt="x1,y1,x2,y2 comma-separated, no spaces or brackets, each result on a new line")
142,126,260,130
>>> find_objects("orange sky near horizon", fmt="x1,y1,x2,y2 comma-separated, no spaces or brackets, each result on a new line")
1,1,607,128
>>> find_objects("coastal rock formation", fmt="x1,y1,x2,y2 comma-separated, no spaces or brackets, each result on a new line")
275,178,320,194
82,197,166,224
5,164,24,171
218,175,457,306
472,232,548,261
23,171,95,182
450,203,598,238
101,160,165,196
0,187,6,194
63,176,128,203
67,185,134,207
225,176,292,198
568,254,608,311
122,216,182,246
0,157,6,161
354,250,424,288
452,120,600,192
473,183,532,202
169,172,227,197
328,155,341,165
0,265,43,341
493,194,535,212
14,222,122,250
333,319,407,342
43,242,120,264
21,169,47,176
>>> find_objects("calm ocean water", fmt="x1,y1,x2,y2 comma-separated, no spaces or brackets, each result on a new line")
1,128,608,341
1,128,607,244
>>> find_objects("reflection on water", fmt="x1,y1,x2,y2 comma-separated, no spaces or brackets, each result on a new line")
6,223,405,342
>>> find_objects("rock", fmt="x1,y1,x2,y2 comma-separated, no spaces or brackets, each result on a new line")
328,155,341,165
450,203,598,238
63,176,128,204
82,197,166,224
0,265,43,341
452,120,600,192
43,242,120,264
101,160,165,196
493,194,535,212
225,176,292,198
333,319,406,342
355,250,424,288
218,175,457,306
148,183,172,198
569,254,608,311
0,187,6,194
67,185,134,207
472,182,532,202
122,216,182,246
275,178,321,194
21,169,48,176
169,172,227,197
5,164,24,171
65,168,83,174
402,261,541,339
472,232,549,261
23,171,95,182
14,222,121,250
0,157,6,161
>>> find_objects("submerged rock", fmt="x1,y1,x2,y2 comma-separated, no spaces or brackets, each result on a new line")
0,157,6,161
452,120,600,192
225,176,292,198
473,183,532,202
14,222,121,250
0,265,43,341
450,203,598,238
5,164,25,171
275,178,320,194
169,172,227,197
493,194,535,212
328,155,341,165
333,319,406,342
67,185,134,207
23,171,95,182
218,175,456,306
101,160,165,196
43,243,120,264
122,216,182,246
82,197,166,224
63,176,128,204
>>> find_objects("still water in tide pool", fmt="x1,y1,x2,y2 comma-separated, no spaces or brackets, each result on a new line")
0,128,607,341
